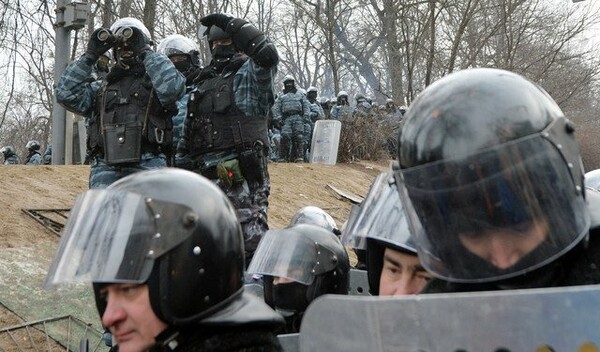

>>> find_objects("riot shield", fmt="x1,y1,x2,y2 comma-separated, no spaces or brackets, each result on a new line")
310,120,342,165
300,285,600,351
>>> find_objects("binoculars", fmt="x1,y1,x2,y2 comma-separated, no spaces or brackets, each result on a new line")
96,27,134,43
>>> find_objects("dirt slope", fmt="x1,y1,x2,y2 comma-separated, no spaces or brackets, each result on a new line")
0,160,390,328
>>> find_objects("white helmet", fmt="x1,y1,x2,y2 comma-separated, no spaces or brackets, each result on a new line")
157,34,199,57
110,17,152,42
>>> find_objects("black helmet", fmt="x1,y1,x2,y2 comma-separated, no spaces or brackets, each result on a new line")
247,224,350,313
44,168,245,325
396,68,589,283
26,140,41,151
289,206,340,235
342,170,417,295
206,25,231,44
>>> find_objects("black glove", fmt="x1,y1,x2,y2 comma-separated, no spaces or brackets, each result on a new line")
200,13,234,31
86,28,115,61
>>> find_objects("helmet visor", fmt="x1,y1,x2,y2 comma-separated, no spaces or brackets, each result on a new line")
342,172,415,252
44,189,196,287
247,228,337,285
396,133,589,283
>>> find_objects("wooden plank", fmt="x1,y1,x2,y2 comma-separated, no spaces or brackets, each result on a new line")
326,184,364,204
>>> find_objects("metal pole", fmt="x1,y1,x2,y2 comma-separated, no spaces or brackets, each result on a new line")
51,0,70,165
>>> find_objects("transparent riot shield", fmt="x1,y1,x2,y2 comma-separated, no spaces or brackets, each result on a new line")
300,285,600,351
310,120,342,165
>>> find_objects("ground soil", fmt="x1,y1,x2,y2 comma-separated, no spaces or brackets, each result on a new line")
0,160,391,330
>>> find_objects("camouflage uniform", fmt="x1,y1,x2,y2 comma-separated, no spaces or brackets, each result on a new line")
305,100,325,160
55,51,185,189
268,128,281,161
25,151,43,165
42,145,52,164
272,92,311,162
330,104,353,120
171,91,191,166
177,52,278,265
3,155,19,165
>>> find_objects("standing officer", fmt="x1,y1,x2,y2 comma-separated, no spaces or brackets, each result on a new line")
157,34,201,165
271,75,311,162
330,91,353,120
55,17,185,188
304,86,325,161
176,13,279,265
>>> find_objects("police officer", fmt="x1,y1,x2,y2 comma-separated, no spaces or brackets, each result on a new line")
176,13,279,266
353,93,371,118
395,68,600,293
247,223,350,333
44,169,284,352
157,34,201,165
55,17,185,189
304,86,325,161
272,75,311,162
24,140,43,165
319,97,332,119
0,146,19,165
330,91,353,120
343,171,431,296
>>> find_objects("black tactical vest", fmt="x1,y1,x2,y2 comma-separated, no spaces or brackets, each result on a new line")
89,73,174,163
185,69,269,155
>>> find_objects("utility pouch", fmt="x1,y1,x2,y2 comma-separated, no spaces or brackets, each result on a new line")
216,158,245,189
239,141,267,184
103,121,142,164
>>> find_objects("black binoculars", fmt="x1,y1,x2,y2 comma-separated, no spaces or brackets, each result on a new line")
96,27,134,43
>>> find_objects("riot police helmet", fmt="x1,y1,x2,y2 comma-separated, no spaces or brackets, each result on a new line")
290,206,340,236
342,170,418,294
396,67,589,283
1,146,16,157
157,34,200,68
247,224,350,315
44,168,246,326
26,140,41,151
110,17,153,67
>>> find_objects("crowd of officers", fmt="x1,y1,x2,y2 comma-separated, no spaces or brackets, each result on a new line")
270,78,406,162
1,141,52,165
32,11,600,352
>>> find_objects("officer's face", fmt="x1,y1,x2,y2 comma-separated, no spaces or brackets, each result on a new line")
458,219,548,270
100,284,167,352
379,247,431,296
211,38,233,49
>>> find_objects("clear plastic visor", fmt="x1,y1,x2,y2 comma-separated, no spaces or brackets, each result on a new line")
396,134,589,282
247,229,336,285
342,172,415,252
44,190,196,287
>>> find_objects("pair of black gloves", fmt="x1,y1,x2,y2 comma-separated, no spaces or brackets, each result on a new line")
85,13,239,63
